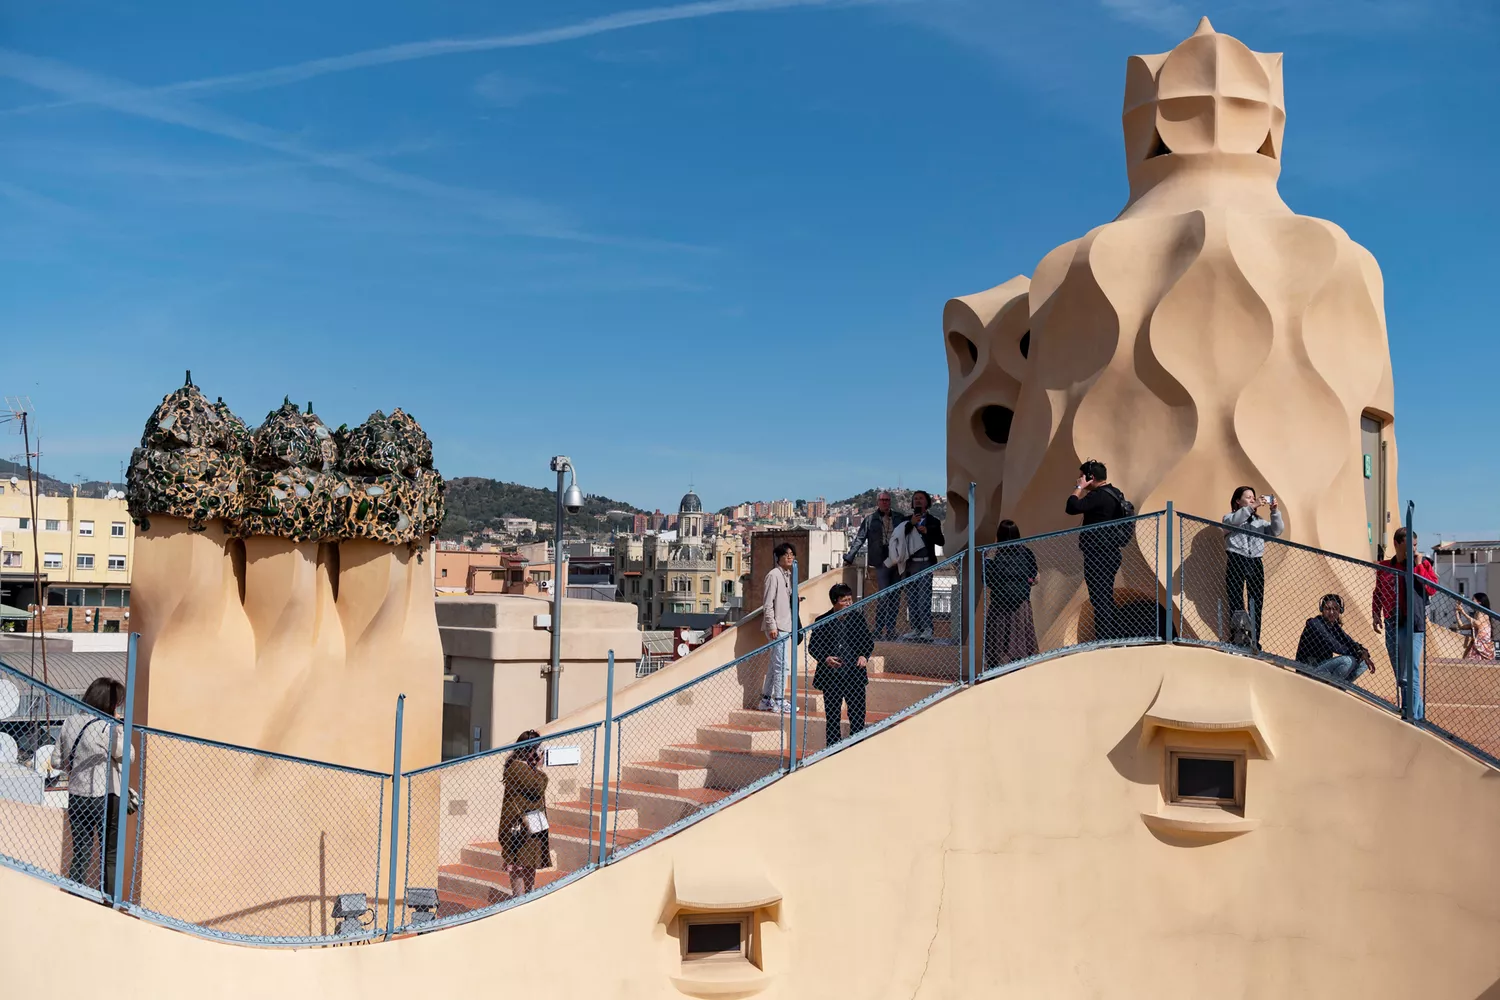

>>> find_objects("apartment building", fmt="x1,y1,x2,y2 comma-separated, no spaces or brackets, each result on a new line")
0,478,134,631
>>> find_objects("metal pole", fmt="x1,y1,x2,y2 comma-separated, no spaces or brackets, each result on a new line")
788,560,799,772
111,631,139,906
548,465,565,723
384,693,405,939
967,481,977,684
1164,502,1175,643
597,650,615,866
1401,501,1417,722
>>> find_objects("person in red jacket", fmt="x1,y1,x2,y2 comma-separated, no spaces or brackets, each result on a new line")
1371,526,1438,718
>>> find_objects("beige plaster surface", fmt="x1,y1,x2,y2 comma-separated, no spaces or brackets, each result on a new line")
438,593,642,747
537,566,847,737
946,19,1398,560
6,643,1500,998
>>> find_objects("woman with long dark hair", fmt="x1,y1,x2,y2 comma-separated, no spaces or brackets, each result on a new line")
51,677,130,895
1221,486,1284,648
497,730,550,898
984,520,1039,669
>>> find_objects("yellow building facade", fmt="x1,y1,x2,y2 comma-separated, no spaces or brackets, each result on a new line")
0,478,135,629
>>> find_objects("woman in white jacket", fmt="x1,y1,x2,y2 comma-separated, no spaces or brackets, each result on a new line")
52,677,130,895
1222,487,1285,648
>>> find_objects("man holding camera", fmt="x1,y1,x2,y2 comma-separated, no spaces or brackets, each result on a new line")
1065,460,1131,642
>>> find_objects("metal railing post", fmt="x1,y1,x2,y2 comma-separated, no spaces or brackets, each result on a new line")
789,560,799,772
111,631,139,906
1164,503,1174,643
597,650,615,867
384,693,405,939
1401,501,1418,722
967,481,977,684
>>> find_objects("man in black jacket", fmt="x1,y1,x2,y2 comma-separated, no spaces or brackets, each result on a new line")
1065,459,1127,641
845,491,907,640
1297,593,1376,683
808,583,876,749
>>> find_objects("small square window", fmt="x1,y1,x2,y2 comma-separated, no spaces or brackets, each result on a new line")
682,914,749,960
1,550,21,568
17,517,29,530
45,519,61,532
111,522,126,538
77,554,95,571
78,521,94,537
43,552,62,569
1167,749,1244,809
108,555,127,572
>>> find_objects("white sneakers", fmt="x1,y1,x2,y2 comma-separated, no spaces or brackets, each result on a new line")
757,698,790,714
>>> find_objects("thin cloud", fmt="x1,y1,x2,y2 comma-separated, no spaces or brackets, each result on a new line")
7,0,877,115
1098,0,1189,32
0,48,708,251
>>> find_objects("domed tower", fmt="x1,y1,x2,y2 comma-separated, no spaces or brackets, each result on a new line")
679,487,705,540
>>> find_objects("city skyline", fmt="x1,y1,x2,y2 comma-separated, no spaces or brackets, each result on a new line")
2,1,1495,536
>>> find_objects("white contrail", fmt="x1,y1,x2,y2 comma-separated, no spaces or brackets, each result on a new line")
8,0,874,114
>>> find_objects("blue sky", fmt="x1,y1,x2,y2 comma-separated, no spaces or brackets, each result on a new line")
1,0,1495,536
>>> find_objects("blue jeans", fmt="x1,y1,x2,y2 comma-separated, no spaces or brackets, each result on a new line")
1317,655,1368,684
759,633,792,710
1383,617,1426,719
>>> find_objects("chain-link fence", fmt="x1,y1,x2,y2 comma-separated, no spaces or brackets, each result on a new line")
1421,584,1500,765
1175,513,1402,709
5,504,1499,945
0,659,129,902
605,640,786,862
976,514,1165,679
397,724,602,932
128,727,389,944
798,554,968,762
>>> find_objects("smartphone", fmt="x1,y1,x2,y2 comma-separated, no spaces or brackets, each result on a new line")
1260,495,1275,505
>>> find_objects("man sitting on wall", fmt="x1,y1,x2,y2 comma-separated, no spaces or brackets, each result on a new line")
1297,593,1376,684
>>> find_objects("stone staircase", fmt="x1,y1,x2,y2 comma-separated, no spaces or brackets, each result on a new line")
435,639,961,916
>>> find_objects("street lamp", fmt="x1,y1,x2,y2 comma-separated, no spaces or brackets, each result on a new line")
548,456,583,722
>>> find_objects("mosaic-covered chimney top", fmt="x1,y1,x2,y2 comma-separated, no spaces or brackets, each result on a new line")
126,372,445,545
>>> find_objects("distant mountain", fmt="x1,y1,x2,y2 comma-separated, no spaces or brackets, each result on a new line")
0,459,120,499
439,477,647,539
835,487,948,519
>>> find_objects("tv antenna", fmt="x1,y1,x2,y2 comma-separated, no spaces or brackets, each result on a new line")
0,395,50,720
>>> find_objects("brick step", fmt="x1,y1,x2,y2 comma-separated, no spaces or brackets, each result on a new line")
436,887,492,919
695,723,783,753
795,674,951,715
870,641,963,679
621,760,708,790
661,743,792,789
725,709,891,750
728,707,892,728
550,799,640,833
436,863,569,906
460,841,560,874
548,822,651,871
586,780,729,830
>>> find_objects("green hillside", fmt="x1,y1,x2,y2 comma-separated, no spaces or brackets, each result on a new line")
439,477,646,539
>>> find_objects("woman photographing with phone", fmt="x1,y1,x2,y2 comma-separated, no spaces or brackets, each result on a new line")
1222,487,1285,649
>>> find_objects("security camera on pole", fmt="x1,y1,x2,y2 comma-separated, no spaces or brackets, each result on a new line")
547,456,584,722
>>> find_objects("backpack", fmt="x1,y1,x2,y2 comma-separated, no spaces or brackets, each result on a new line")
1100,486,1136,548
